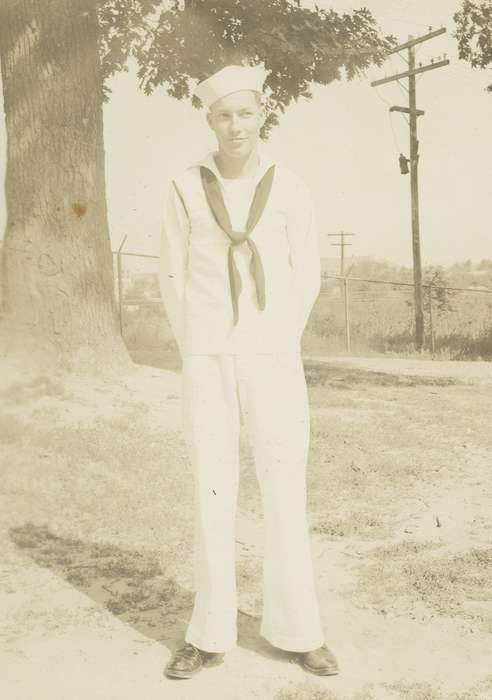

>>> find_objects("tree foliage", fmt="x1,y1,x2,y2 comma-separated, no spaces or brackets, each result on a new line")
97,0,161,97
454,0,492,91
423,267,457,315
98,0,395,135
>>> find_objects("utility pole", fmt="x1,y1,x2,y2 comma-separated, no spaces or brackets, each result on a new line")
327,231,355,353
327,231,355,276
371,27,449,351
408,41,424,350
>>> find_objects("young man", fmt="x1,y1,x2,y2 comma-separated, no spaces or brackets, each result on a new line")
159,64,338,679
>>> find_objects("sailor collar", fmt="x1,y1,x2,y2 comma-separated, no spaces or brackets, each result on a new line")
195,149,276,326
195,149,276,186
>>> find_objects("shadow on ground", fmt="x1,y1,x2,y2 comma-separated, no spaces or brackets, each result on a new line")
9,523,291,665
9,523,190,650
128,348,181,372
126,348,460,389
303,360,458,389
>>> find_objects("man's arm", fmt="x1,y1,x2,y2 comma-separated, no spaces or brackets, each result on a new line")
287,180,321,336
159,182,190,355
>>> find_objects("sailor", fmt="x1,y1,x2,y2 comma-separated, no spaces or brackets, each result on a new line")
159,64,338,679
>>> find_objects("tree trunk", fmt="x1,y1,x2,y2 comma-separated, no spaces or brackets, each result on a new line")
0,0,131,373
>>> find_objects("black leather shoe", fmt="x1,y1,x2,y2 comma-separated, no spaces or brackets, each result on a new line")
164,642,224,679
298,644,339,676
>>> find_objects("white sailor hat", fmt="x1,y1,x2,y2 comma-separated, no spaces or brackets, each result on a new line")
193,64,267,109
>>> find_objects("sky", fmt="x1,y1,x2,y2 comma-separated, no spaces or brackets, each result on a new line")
1,0,492,268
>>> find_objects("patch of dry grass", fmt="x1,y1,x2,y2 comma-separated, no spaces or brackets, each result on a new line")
305,415,420,540
384,677,492,700
274,677,492,700
356,542,492,629
1,390,192,567
274,681,375,700
1,374,69,403
300,361,491,541
10,523,192,641
29,411,163,470
303,361,458,390
236,554,262,615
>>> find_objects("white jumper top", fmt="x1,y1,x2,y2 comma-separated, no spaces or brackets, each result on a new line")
159,150,321,355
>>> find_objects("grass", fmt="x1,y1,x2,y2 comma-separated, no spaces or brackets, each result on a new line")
306,415,427,541
10,522,192,640
2,357,491,697
356,543,492,629
30,412,163,468
300,360,491,542
0,374,69,402
384,678,492,700
303,361,459,389
273,678,492,700
306,288,492,361
4,358,489,555
274,684,347,700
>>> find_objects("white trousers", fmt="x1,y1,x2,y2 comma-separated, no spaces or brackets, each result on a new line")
180,352,325,653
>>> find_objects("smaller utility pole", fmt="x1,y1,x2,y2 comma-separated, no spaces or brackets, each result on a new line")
327,231,355,353
327,231,355,276
116,235,127,336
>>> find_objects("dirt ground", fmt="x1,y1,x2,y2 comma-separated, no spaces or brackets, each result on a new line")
1,354,491,700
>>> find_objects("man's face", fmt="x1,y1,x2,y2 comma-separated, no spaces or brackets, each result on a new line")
207,90,265,160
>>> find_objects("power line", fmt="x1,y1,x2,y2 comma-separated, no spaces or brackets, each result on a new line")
370,79,408,149
395,79,409,95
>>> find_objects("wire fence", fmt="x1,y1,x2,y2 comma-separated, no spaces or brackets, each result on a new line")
113,247,492,361
313,274,492,359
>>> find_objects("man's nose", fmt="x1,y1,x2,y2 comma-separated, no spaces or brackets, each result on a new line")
229,115,241,132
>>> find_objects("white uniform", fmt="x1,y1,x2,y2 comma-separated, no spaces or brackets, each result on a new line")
159,149,325,653
159,150,320,355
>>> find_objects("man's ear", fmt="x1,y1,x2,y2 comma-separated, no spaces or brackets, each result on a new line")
206,111,213,129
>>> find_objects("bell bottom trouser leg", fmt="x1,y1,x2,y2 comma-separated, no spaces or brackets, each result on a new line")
181,353,325,654
181,354,241,653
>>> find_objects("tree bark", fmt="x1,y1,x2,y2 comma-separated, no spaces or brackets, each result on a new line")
0,0,130,373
